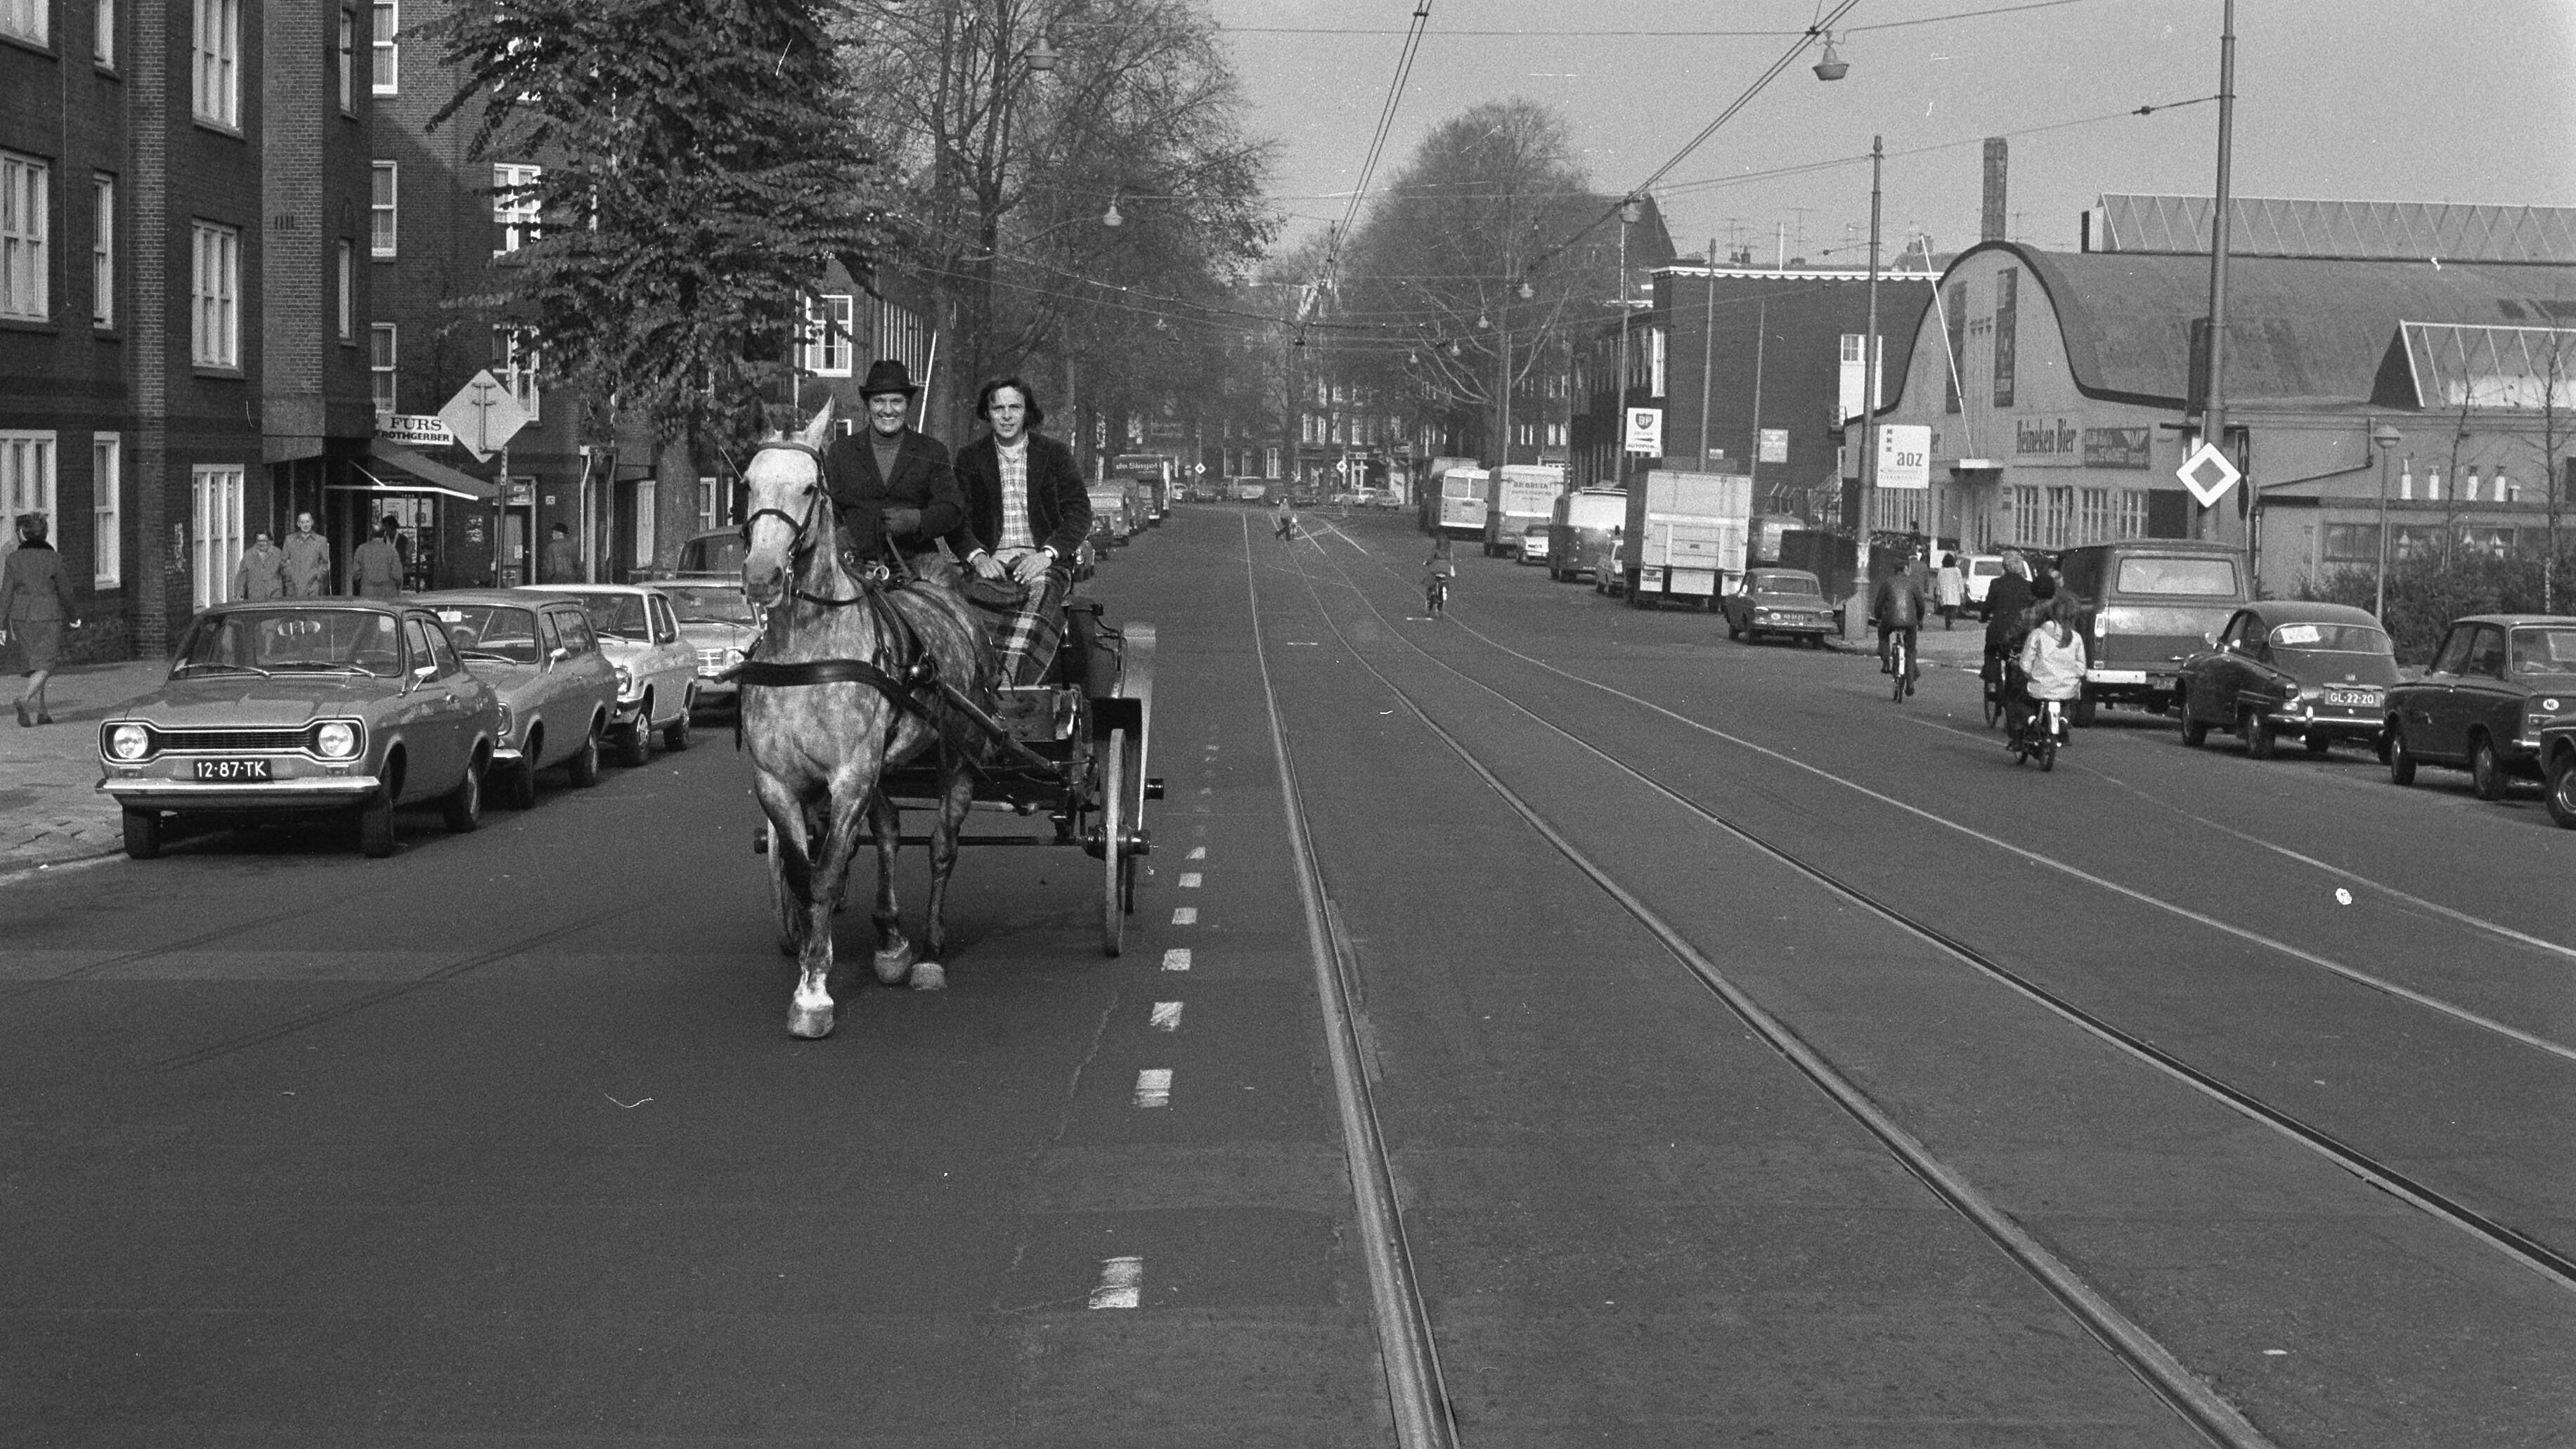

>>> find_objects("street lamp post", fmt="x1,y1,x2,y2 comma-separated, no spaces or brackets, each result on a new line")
1850,134,1882,635
2373,420,2402,620
1615,198,1638,488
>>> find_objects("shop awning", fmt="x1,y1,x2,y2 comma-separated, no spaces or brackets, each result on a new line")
337,443,499,503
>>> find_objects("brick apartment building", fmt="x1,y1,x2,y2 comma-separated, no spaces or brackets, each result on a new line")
2,0,375,661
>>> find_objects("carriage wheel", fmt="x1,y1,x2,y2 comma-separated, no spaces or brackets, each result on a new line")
1099,727,1128,957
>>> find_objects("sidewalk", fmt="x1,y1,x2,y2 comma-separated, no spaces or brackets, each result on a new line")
0,657,170,876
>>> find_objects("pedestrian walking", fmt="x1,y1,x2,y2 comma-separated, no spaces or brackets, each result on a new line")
281,512,332,597
1273,496,1295,542
1934,552,1965,630
541,523,582,583
233,530,287,600
351,516,406,598
0,512,81,726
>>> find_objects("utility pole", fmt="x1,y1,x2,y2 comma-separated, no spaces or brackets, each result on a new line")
1616,199,1636,488
1749,297,1768,504
2204,0,2239,566
1851,134,1882,630
1698,237,1717,468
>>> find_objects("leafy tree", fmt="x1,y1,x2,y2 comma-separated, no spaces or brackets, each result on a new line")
430,0,879,564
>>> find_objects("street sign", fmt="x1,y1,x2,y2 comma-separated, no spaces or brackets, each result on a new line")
1193,462,1206,475
438,370,535,463
378,413,455,447
1876,424,1931,489
1759,427,1789,464
2177,439,2241,507
1624,407,1663,455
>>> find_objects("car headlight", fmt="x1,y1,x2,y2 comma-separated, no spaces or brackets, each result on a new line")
494,703,515,739
108,723,150,761
615,666,633,694
725,646,746,667
315,720,359,759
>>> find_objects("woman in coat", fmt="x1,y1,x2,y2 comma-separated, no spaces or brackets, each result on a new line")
0,512,80,726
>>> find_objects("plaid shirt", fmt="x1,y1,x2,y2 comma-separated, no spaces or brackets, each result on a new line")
995,440,1035,552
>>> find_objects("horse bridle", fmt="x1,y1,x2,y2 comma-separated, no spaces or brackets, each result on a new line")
740,439,874,609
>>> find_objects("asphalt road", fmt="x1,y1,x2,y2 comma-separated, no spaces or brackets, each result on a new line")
5,505,2570,1448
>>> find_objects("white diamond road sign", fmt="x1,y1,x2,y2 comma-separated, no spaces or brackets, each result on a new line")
2177,440,2241,507
438,370,535,463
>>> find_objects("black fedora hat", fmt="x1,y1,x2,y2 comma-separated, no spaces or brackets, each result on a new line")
856,359,921,398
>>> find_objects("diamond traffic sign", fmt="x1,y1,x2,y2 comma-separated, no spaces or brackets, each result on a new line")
438,370,535,463
2177,439,2241,507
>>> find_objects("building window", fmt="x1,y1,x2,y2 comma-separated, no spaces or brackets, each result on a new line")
2322,523,2381,563
370,1,398,93
2076,486,2109,544
1,151,46,323
1993,267,2019,409
337,8,355,113
91,175,112,328
0,0,44,47
491,162,541,254
1,432,58,539
190,221,239,367
803,293,853,376
94,0,114,65
191,466,245,609
1943,282,1966,414
369,162,396,256
336,239,353,341
370,323,396,415
698,476,722,534
193,0,241,129
1648,326,1668,397
491,325,540,419
91,434,120,586
2118,488,2150,540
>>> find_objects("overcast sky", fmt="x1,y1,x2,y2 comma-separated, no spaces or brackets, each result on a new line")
1205,0,2576,266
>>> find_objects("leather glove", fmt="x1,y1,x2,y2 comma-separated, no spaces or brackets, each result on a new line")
1011,551,1054,587
969,550,1009,580
878,505,922,535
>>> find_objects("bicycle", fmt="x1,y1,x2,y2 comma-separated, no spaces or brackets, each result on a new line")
1885,629,1915,701
1424,573,1449,618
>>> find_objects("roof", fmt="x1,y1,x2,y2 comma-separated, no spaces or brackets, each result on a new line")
207,597,410,612
1934,242,2576,409
2090,196,2576,266
523,583,669,596
2445,614,2576,629
2246,600,2383,625
414,588,581,608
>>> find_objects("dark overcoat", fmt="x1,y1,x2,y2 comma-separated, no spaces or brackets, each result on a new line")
824,427,966,561
946,432,1092,561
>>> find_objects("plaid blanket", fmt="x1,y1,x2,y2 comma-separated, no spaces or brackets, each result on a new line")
971,567,1067,687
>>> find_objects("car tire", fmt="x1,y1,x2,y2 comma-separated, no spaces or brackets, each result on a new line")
2470,734,2508,801
664,708,692,753
2181,710,2208,748
355,783,396,858
122,807,162,861
442,758,484,833
567,727,602,787
499,756,538,810
2242,708,2277,760
616,715,652,768
2388,726,2416,786
2546,752,2576,829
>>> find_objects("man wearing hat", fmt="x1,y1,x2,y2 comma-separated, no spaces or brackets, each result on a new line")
824,359,966,576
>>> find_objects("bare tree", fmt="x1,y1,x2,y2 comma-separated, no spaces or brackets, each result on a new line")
2532,333,2572,611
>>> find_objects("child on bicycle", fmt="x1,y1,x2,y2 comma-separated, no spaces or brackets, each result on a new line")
1423,536,1456,616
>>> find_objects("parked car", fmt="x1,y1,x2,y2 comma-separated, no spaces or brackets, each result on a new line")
2174,602,2397,757
654,578,760,713
1960,553,2004,616
421,590,619,807
1086,488,1133,548
524,584,699,764
2384,614,2576,798
99,599,500,858
1548,488,1627,584
2537,721,2576,828
2055,538,2249,724
1721,568,1837,646
1516,520,1551,564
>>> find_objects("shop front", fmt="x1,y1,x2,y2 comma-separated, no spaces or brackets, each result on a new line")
330,443,501,592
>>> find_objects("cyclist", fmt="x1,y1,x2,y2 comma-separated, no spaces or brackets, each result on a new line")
2013,592,2088,746
1424,535,1456,617
1872,547,1927,696
1981,550,2036,691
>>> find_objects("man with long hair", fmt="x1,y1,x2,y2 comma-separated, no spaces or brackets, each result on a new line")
947,377,1092,685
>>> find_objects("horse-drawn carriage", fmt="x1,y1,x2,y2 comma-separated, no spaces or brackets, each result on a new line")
732,404,1160,1039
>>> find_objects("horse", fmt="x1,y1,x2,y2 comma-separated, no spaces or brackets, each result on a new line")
737,400,995,1039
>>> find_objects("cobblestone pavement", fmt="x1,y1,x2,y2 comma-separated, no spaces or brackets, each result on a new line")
0,658,167,877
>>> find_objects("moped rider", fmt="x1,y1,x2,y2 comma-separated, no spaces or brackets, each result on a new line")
2012,592,2088,746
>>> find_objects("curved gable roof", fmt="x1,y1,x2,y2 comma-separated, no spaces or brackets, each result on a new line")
1920,242,2571,411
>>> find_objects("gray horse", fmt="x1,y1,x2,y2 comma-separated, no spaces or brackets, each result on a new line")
739,401,992,1038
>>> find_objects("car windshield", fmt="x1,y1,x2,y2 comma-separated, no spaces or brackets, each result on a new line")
1754,573,1821,596
661,585,755,625
2509,626,2576,674
678,535,746,573
558,592,651,639
1969,559,2002,578
2116,556,2239,596
1565,495,1626,529
176,609,403,676
2268,621,2390,654
432,605,542,664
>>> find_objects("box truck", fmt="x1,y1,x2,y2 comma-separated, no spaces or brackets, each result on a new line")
1438,467,1491,539
1482,464,1567,559
1619,469,1752,610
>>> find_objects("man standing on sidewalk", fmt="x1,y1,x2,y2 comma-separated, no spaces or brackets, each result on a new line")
351,518,406,598
541,524,581,583
282,512,331,598
233,531,286,601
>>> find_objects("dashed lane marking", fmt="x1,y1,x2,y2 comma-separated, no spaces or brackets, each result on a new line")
1186,846,1206,860
1178,872,1203,888
1150,1001,1184,1031
1161,948,1191,972
1133,1069,1174,1107
1172,907,1198,925
1089,1256,1144,1309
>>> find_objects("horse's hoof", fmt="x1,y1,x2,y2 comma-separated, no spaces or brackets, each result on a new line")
872,939,916,985
788,1005,836,1039
908,961,947,992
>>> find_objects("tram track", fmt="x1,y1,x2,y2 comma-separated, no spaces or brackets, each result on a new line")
1305,535,2576,1293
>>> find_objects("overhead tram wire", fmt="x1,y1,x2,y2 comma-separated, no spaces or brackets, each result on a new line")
1297,2,1435,342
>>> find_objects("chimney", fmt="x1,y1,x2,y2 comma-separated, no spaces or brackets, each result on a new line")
1982,138,2008,242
